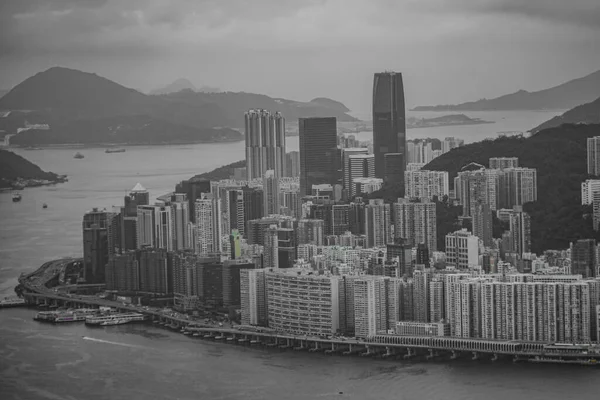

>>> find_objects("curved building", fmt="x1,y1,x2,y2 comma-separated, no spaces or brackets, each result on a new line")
372,72,406,179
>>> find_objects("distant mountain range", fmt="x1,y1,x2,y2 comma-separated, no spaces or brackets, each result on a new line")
0,67,356,146
413,69,600,111
149,78,220,95
531,96,600,134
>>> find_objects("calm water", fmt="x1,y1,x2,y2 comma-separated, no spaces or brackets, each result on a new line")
2,110,598,399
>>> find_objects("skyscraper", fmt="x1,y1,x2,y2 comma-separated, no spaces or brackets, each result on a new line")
404,170,449,201
83,208,118,283
472,201,493,247
194,194,222,257
342,147,369,199
136,204,174,251
393,199,437,254
263,170,280,216
384,153,405,188
347,154,375,199
245,109,286,180
285,151,300,178
571,239,597,278
372,71,406,178
365,199,391,247
588,136,600,176
299,117,338,196
264,225,279,269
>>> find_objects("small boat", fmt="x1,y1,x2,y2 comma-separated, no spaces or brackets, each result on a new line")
74,152,84,159
100,318,131,326
42,203,48,209
105,148,126,153
12,192,22,202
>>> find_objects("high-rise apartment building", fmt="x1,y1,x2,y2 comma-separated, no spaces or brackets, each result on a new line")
373,72,406,178
175,178,211,223
245,109,286,180
299,117,338,196
136,204,174,251
222,260,255,307
393,199,437,254
105,250,139,292
442,137,464,154
262,170,280,216
445,229,479,269
194,194,221,256
354,276,399,338
264,225,279,269
353,178,383,197
240,268,268,326
588,136,600,176
583,179,600,205
489,157,519,170
266,269,341,336
139,248,171,295
285,151,300,178
497,168,537,208
365,199,391,247
297,219,324,246
404,170,449,201
571,239,597,278
472,201,493,247
457,168,488,217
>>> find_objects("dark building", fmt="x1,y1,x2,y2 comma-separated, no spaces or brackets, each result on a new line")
299,117,338,196
570,239,597,278
384,153,405,191
415,243,430,268
105,250,139,292
197,262,223,307
242,186,264,226
83,209,118,284
277,228,296,269
387,238,412,277
372,72,406,178
139,248,172,295
247,217,281,246
349,200,366,235
175,178,211,222
222,260,255,307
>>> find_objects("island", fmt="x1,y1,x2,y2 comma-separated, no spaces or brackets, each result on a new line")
0,148,67,189
407,114,494,129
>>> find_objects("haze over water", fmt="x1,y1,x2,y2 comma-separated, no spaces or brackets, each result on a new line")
2,110,599,399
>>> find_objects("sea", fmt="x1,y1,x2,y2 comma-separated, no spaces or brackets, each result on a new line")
2,110,599,400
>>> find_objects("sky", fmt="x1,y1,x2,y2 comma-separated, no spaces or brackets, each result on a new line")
1,0,599,115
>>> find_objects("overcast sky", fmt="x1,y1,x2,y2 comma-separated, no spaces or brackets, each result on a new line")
1,0,599,114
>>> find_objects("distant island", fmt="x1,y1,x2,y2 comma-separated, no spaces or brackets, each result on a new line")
407,114,493,129
412,68,600,111
0,67,357,147
0,149,67,189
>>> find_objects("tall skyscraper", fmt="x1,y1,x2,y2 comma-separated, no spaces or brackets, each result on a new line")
263,170,280,216
157,193,190,251
299,117,338,196
285,151,300,178
245,109,286,180
342,147,369,198
384,153,405,188
138,248,171,295
372,71,406,178
264,225,279,269
175,178,211,223
588,136,600,176
83,208,118,283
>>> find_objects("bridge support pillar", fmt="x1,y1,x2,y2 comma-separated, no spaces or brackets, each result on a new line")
472,352,479,361
450,351,459,360
491,353,499,362
404,347,414,359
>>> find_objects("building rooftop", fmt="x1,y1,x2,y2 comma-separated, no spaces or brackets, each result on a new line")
131,182,147,192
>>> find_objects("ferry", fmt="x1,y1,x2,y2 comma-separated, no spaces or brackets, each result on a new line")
0,297,26,308
12,192,22,202
105,148,126,153
100,317,132,326
73,152,84,159
85,313,145,326
34,309,97,323
43,203,48,209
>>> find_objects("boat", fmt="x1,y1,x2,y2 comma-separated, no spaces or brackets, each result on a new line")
12,192,22,202
100,317,132,326
85,312,145,326
42,203,48,209
34,308,97,323
0,297,26,308
105,148,126,153
74,152,84,159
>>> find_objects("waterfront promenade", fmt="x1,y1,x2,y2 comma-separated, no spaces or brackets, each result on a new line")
15,258,600,365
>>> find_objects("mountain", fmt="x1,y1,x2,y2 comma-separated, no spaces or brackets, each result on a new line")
150,78,197,95
413,69,600,111
0,67,356,145
0,149,66,189
157,91,358,128
0,89,7,99
423,123,600,253
309,97,350,113
531,96,600,134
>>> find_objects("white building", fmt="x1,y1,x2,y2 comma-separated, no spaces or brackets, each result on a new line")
347,154,375,198
445,229,479,269
582,179,600,205
365,199,391,248
240,269,267,326
137,204,174,251
353,177,383,197
194,194,222,256
588,136,600,176
393,198,437,254
404,170,449,201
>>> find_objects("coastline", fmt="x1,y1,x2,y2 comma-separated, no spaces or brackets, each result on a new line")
0,176,68,191
8,137,245,149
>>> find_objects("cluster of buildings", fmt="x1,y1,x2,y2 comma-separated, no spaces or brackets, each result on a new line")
78,72,600,345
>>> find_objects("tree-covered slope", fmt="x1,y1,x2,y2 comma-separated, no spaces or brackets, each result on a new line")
0,149,62,188
424,124,600,253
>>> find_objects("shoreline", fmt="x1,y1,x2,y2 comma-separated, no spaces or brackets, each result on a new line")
6,138,245,150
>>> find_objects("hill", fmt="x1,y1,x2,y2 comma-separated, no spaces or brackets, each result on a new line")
413,69,600,111
309,97,351,113
158,91,358,128
149,78,197,95
0,149,66,189
423,123,600,253
531,96,600,134
0,67,355,145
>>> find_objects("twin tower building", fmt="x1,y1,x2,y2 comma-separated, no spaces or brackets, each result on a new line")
244,72,406,196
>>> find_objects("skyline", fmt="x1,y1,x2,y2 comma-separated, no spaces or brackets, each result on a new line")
0,1,599,114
